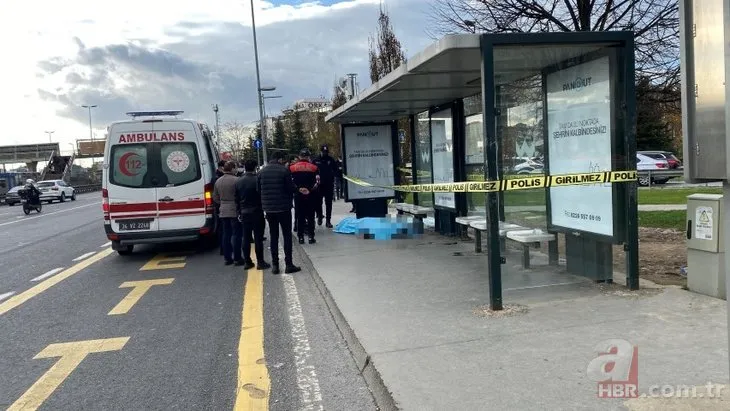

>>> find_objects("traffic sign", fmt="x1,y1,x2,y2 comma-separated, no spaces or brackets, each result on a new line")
254,139,262,150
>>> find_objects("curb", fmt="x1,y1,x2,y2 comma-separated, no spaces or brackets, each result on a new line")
293,243,399,411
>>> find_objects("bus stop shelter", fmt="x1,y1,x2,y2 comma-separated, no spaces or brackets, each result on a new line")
325,32,639,309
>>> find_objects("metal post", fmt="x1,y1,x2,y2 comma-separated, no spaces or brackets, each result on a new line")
249,0,268,163
45,131,54,143
481,37,503,310
261,94,267,154
212,104,220,150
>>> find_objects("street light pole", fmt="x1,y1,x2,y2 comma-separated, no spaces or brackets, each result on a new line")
44,131,55,143
249,0,268,163
212,104,220,150
261,94,282,158
81,105,97,141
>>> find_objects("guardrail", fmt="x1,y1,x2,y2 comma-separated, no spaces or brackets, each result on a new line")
73,184,102,194
638,169,684,187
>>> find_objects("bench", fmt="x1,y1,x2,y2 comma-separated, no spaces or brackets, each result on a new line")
394,203,433,233
394,203,433,220
455,215,485,239
506,229,557,269
467,220,526,253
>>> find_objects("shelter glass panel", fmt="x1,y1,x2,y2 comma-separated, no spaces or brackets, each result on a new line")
414,111,433,207
493,42,622,237
431,108,456,209
463,93,485,216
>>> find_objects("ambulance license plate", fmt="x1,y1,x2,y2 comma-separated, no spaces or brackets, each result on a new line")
118,219,152,231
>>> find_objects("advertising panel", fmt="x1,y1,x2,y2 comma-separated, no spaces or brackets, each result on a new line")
431,109,455,209
546,56,614,236
77,140,106,156
343,124,395,200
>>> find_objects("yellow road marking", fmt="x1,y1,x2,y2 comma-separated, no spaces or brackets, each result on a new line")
7,337,130,411
139,253,188,271
234,263,271,410
0,248,114,316
108,278,175,315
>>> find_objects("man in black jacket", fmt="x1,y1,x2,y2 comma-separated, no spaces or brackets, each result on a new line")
235,159,270,270
257,151,301,274
313,144,337,228
290,149,320,244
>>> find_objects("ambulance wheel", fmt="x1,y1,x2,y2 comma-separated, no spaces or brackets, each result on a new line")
113,241,134,256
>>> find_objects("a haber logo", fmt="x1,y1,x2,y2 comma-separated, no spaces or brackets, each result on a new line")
586,339,638,398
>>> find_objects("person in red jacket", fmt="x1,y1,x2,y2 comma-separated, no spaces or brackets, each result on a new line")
290,149,320,244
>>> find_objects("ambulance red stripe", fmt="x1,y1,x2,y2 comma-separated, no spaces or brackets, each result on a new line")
110,200,205,213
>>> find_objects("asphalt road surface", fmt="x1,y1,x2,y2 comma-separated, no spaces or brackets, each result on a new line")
0,193,375,410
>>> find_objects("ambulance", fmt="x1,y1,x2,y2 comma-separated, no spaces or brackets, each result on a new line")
102,111,219,255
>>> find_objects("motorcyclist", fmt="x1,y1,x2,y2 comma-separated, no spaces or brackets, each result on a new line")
23,179,41,205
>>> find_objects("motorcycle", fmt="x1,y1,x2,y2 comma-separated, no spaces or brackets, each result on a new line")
18,188,42,215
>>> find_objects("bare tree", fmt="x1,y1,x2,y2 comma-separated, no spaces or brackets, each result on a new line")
429,0,678,89
369,4,407,83
220,121,250,161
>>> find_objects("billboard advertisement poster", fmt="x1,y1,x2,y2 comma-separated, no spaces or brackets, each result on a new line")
343,124,395,200
431,109,455,209
546,56,613,236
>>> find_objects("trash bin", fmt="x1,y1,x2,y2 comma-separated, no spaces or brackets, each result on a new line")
686,194,725,299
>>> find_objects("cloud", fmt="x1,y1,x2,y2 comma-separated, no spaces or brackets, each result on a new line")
31,0,433,139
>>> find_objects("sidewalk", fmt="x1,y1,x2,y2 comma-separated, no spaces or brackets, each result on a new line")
296,200,729,410
638,204,687,211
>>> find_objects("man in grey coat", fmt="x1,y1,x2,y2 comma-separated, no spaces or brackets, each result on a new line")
213,161,242,265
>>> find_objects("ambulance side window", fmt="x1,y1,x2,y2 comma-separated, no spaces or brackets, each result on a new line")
160,143,200,186
110,144,148,188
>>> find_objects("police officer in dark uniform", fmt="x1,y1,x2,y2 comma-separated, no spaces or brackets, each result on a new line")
313,144,337,228
290,149,320,244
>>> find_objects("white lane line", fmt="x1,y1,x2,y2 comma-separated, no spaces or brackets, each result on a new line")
72,252,97,262
282,273,324,410
100,242,112,248
0,202,101,228
0,291,16,302
31,268,65,282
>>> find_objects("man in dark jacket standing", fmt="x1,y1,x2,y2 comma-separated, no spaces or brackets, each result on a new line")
235,159,270,270
313,144,337,228
257,151,301,274
291,149,320,244
213,161,242,265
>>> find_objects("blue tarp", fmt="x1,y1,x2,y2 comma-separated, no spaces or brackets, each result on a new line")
334,216,419,240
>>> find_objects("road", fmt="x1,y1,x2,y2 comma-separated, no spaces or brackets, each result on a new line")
0,193,375,410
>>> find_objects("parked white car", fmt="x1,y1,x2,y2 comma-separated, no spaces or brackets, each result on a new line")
37,180,76,203
636,153,671,186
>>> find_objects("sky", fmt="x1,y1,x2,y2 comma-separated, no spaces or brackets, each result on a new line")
0,0,438,158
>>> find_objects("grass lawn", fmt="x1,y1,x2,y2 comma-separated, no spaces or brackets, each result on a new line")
638,187,721,204
638,210,686,231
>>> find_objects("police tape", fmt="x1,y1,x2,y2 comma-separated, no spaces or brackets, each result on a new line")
343,170,637,193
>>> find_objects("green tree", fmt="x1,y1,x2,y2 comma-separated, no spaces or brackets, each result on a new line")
635,76,674,151
332,85,347,110
289,110,308,153
273,117,288,153
368,5,407,83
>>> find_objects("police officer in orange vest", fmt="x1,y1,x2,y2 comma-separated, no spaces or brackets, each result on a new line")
289,149,320,244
